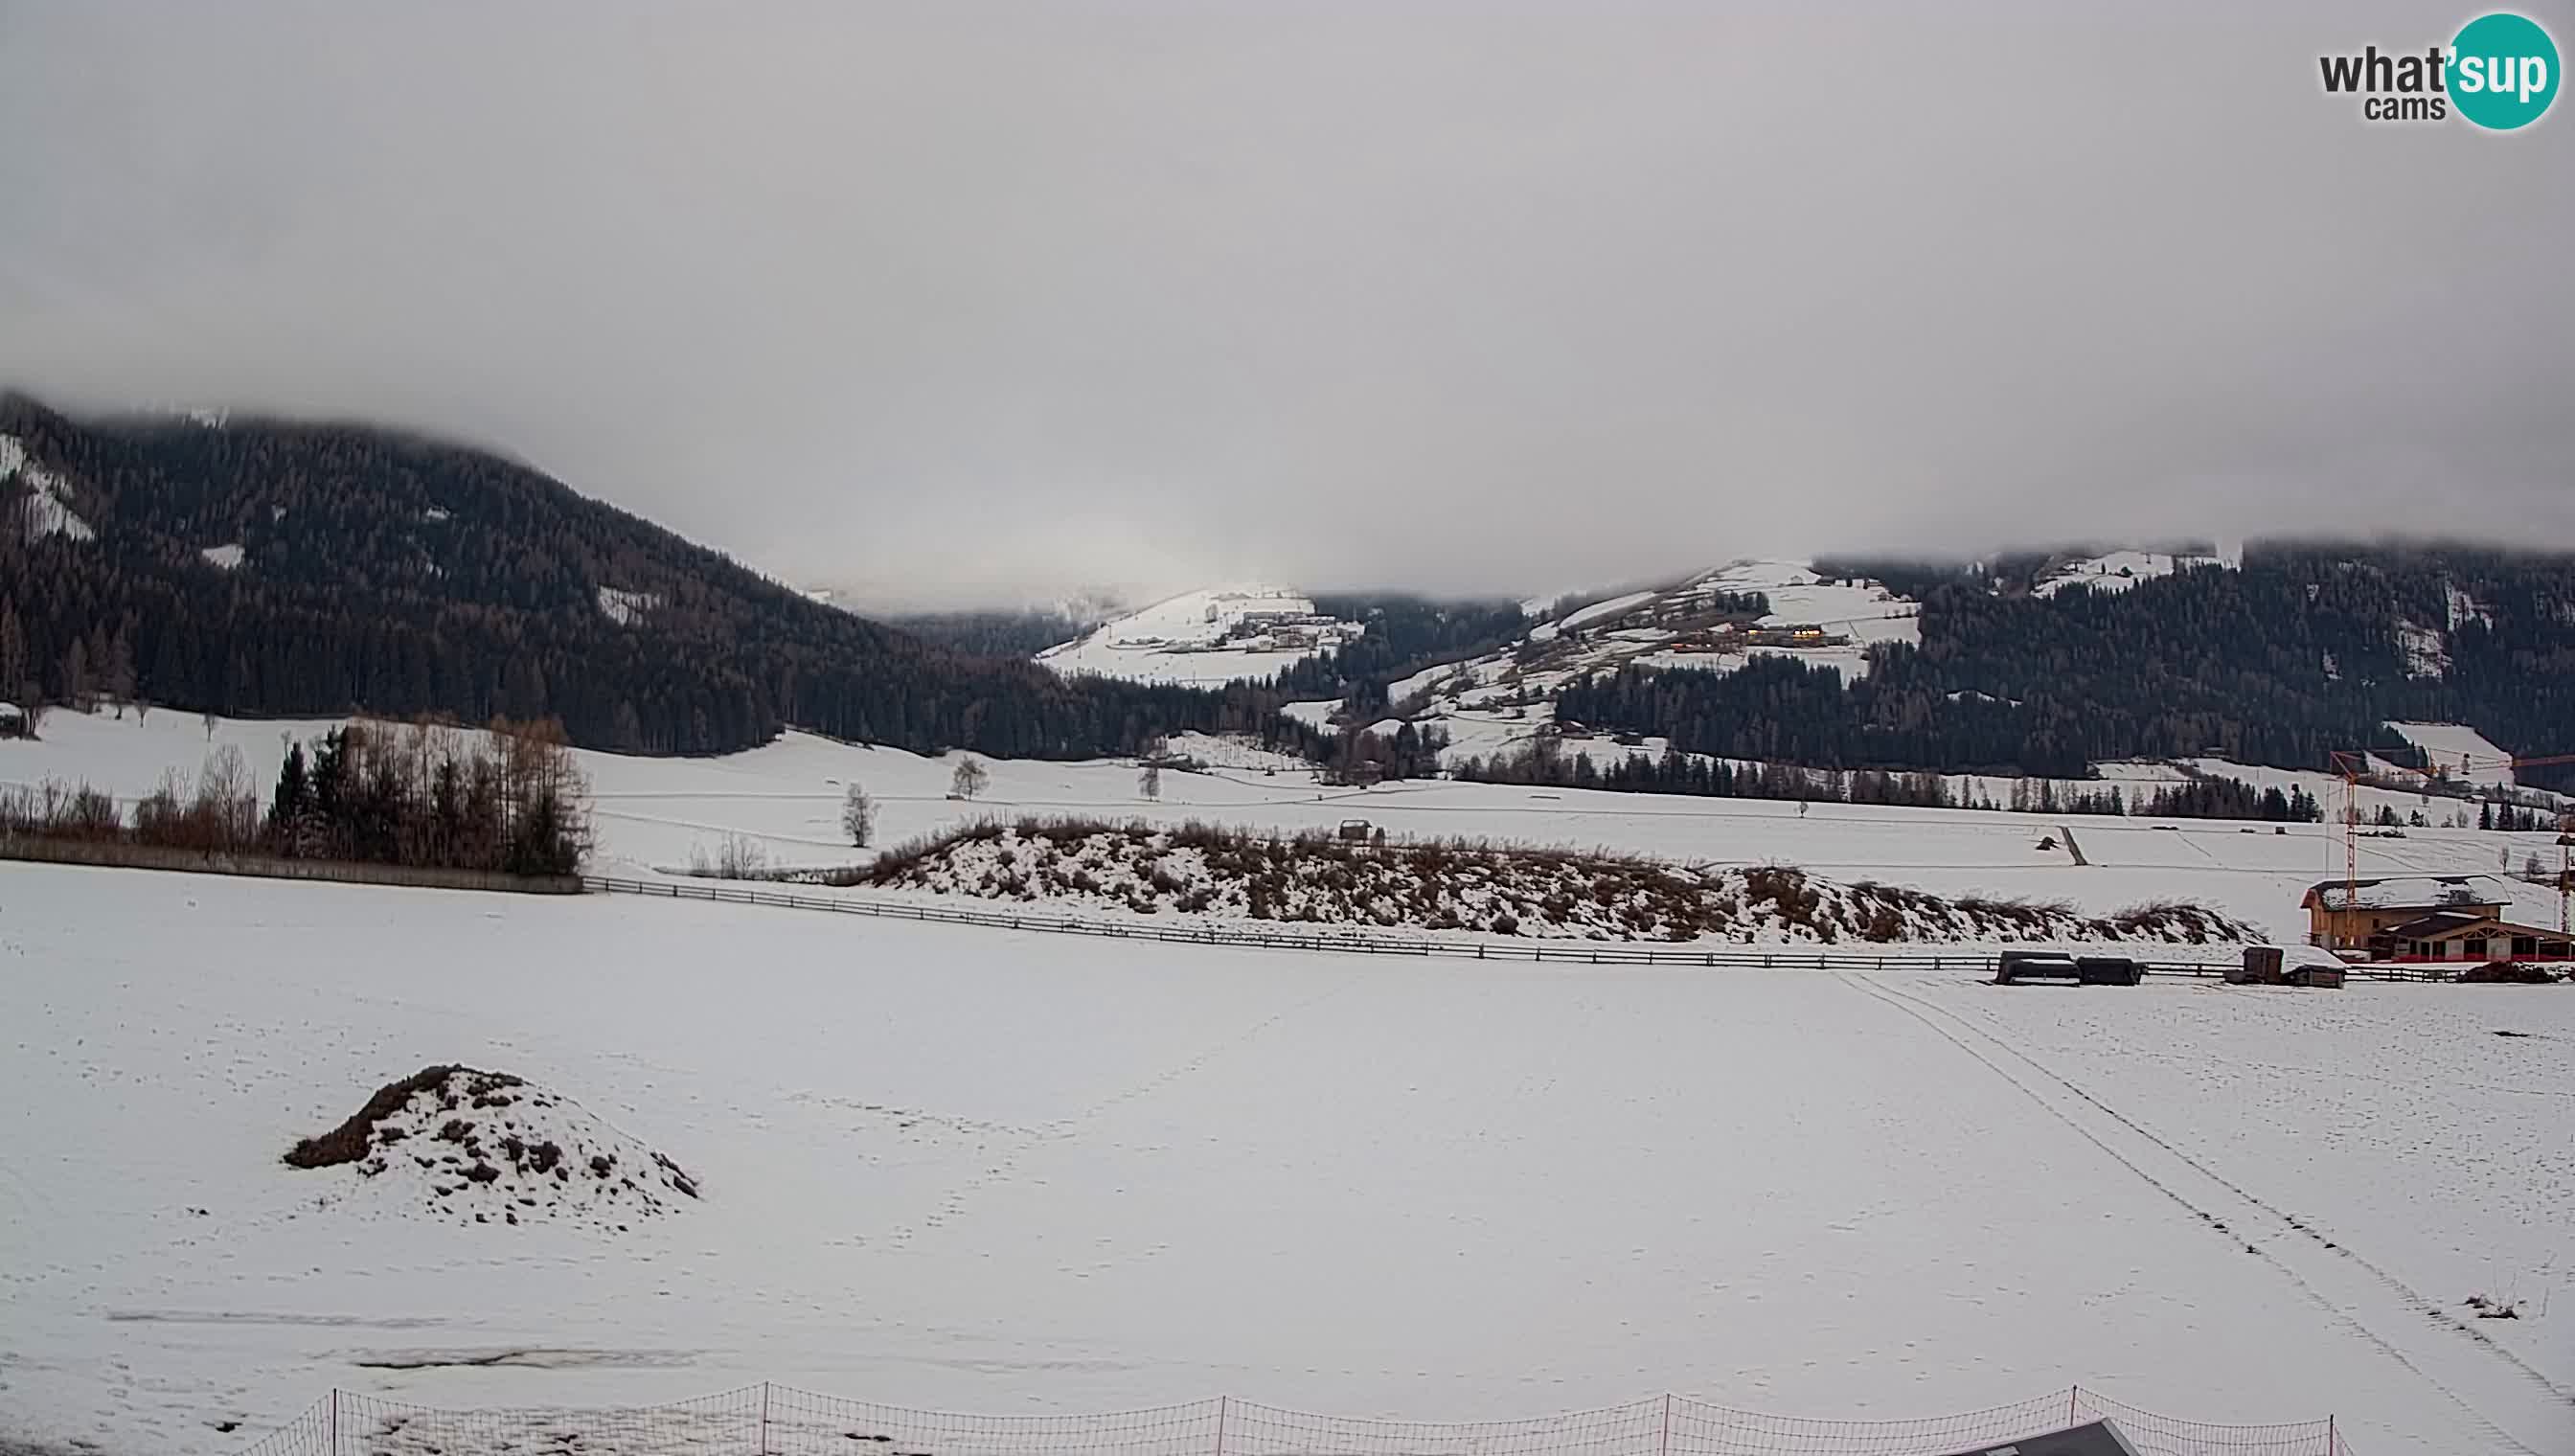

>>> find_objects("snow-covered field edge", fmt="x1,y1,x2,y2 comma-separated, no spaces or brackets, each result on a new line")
13,704,2571,947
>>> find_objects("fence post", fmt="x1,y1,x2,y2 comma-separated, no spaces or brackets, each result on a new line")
1216,1395,1229,1456
2067,1383,2079,1426
1657,1392,1672,1456
330,1389,340,1456
761,1380,772,1454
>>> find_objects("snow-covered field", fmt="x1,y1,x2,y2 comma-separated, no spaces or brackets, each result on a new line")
2,864,2569,1456
8,708,2570,945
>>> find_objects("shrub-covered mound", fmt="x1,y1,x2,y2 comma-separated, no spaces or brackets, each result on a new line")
285,1066,698,1232
860,818,2259,944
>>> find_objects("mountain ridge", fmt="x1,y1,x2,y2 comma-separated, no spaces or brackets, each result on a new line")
1119,550,2575,795
0,393,1300,759
8,391,2568,790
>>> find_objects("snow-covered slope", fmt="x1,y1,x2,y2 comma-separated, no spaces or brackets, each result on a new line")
596,585,660,626
1634,558,1922,680
1370,559,1923,772
2395,620,2450,677
2031,546,2234,598
2,865,2567,1456
1392,559,1923,737
2387,722,2519,787
1036,586,1363,686
2,430,98,542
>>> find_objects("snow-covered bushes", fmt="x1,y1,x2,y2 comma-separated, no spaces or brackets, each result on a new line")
861,818,2261,944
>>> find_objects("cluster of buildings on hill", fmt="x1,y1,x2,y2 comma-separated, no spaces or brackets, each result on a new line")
1086,590,1368,657
1195,603,1364,654
1660,623,1851,654
1108,612,1361,655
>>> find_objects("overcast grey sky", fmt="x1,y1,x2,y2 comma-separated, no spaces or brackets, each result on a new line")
4,2,2571,608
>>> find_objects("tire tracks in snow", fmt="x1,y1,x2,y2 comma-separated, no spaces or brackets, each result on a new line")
1839,974,2570,1456
1871,977,2569,1398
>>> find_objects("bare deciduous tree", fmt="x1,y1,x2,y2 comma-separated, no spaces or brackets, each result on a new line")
949,757,990,801
841,784,877,847
689,833,772,879
1138,762,1162,802
200,744,258,844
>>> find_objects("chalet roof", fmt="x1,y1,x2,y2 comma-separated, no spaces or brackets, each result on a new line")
2302,874,2508,912
2373,910,2492,940
2375,910,2569,942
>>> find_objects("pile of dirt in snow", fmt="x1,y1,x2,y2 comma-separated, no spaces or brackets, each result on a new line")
863,818,2262,944
285,1066,698,1232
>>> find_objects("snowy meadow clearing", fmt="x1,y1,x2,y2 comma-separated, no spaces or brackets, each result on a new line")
2,864,2570,1456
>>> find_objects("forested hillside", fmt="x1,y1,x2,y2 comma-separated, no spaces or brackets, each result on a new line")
885,606,1102,658
0,395,1294,757
10,392,2566,785
1559,546,2575,791
1268,593,1529,713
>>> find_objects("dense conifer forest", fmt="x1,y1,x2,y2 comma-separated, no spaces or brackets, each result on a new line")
0,395,1303,759
884,606,1101,658
1268,594,1529,714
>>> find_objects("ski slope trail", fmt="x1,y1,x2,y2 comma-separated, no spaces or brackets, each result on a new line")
1841,975,2573,1455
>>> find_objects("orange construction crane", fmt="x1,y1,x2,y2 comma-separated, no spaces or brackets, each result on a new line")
2327,747,2575,936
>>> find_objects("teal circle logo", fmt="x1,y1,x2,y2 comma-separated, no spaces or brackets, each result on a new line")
2451,12,2560,129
